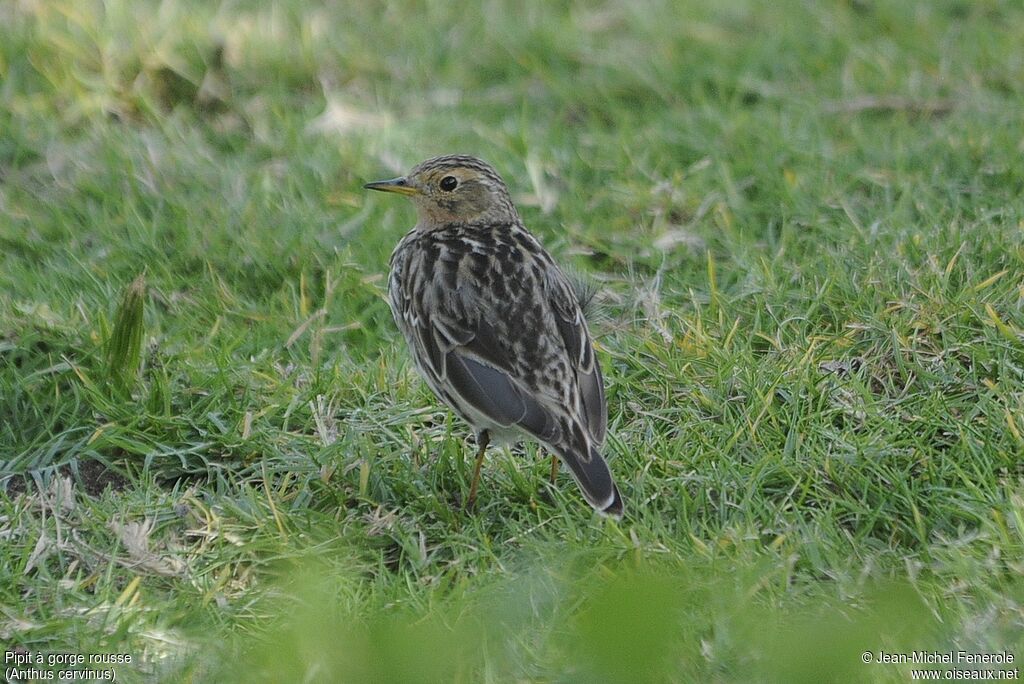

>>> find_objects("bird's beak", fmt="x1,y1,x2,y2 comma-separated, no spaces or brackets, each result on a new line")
363,176,420,196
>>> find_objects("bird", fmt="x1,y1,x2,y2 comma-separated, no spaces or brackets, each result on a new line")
365,154,623,518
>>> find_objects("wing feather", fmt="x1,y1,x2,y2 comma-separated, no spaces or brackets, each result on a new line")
410,264,607,448
408,306,562,443
548,272,608,446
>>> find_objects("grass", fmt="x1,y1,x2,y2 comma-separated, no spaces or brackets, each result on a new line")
1,0,1023,681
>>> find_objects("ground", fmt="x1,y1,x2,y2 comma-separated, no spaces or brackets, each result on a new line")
1,1,1023,682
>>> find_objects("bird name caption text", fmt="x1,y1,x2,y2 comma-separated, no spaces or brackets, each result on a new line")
5,650,131,681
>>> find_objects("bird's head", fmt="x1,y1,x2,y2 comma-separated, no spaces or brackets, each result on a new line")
364,155,517,224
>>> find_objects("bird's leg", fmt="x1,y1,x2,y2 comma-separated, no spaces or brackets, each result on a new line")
466,430,489,509
549,454,559,484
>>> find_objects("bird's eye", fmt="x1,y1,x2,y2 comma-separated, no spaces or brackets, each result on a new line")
439,176,458,191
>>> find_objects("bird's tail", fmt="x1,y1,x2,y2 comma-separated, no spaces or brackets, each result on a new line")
554,435,624,519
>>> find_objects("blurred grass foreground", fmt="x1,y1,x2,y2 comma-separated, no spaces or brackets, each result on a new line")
2,0,1023,682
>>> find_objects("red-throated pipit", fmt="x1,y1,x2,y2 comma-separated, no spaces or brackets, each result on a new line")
366,155,622,517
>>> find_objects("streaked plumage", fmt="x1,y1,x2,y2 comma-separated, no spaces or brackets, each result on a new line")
365,155,623,517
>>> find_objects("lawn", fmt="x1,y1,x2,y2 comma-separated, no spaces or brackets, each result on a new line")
2,0,1023,681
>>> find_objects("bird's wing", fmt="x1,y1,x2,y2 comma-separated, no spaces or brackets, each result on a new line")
418,308,618,513
389,242,546,436
546,270,608,446
402,259,606,447
413,311,560,442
